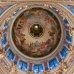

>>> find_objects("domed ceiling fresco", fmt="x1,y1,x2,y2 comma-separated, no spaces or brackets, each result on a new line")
12,8,61,58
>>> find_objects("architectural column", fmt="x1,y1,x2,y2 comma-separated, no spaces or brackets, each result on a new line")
71,28,74,46
27,71,34,74
0,30,3,49
10,63,17,74
60,60,68,72
56,67,63,74
43,70,52,74
69,45,74,57
0,30,6,58
0,48,6,61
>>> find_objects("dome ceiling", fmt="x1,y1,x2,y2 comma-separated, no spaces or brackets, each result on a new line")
0,1,74,74
12,8,61,58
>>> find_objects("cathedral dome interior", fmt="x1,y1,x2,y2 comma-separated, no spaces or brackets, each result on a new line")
0,0,74,74
12,7,62,58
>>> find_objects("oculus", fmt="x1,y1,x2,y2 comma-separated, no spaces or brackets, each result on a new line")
29,23,44,38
